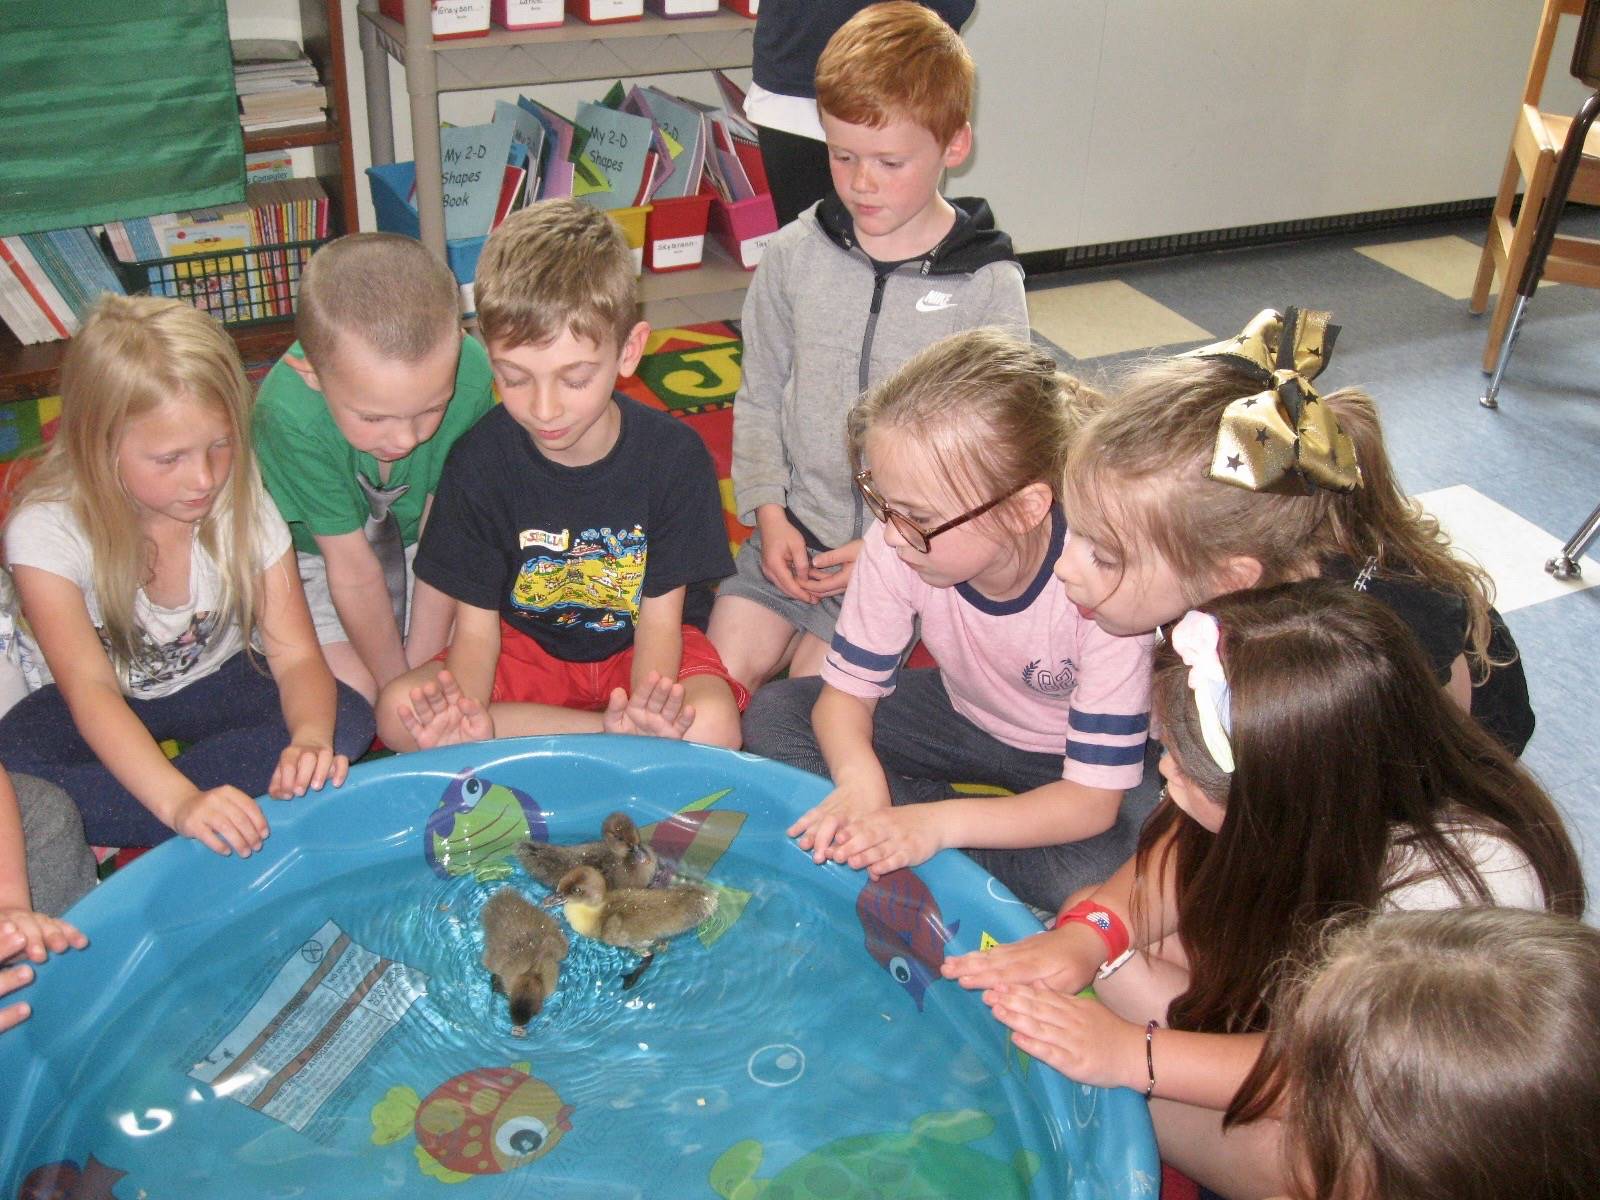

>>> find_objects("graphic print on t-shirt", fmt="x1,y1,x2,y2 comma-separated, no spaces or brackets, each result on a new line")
1021,657,1077,698
510,525,647,634
124,611,221,695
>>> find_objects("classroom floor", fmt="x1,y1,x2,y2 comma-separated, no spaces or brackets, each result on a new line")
1022,212,1600,903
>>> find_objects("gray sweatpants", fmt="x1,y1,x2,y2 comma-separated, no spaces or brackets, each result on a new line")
741,671,1163,913
17,772,96,916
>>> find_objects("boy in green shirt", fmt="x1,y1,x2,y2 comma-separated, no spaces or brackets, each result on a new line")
253,233,494,703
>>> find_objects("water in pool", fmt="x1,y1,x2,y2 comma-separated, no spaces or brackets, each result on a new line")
1,739,1157,1198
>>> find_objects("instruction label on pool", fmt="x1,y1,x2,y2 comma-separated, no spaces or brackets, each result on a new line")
188,919,429,1137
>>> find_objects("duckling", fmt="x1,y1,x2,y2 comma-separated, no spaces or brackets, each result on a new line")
549,865,717,953
516,811,659,891
480,887,569,1036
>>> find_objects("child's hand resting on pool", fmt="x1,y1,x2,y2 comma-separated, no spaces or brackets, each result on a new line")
268,737,349,800
983,982,1147,1091
943,922,1106,996
0,907,87,965
0,915,87,1035
165,784,269,858
788,769,891,865
832,805,947,876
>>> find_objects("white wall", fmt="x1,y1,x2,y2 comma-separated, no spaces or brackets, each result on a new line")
953,0,1592,252
238,0,1594,254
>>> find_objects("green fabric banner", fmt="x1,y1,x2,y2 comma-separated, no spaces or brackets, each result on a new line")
0,0,244,237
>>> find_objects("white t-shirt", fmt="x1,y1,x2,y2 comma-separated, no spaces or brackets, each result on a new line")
1383,822,1545,912
5,487,292,700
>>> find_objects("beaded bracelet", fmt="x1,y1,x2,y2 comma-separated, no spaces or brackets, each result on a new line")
1144,1020,1158,1099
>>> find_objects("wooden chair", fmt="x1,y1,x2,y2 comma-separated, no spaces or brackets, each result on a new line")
1470,0,1600,373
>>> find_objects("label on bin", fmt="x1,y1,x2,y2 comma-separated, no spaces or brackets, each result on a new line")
741,232,775,269
653,235,705,270
502,0,560,22
431,0,490,34
585,0,643,17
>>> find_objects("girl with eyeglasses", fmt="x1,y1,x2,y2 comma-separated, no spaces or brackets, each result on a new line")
742,328,1157,911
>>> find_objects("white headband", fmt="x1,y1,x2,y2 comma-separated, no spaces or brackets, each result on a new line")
1170,610,1234,773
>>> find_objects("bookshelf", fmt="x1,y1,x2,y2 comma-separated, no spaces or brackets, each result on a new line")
0,0,359,403
355,3,758,326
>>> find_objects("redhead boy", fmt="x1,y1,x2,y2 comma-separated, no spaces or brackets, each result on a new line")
376,200,745,751
709,0,1029,693
253,234,494,702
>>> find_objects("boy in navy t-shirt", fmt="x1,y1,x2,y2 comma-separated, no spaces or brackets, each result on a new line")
375,201,746,751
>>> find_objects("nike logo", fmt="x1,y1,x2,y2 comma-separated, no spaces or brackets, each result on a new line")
915,290,956,313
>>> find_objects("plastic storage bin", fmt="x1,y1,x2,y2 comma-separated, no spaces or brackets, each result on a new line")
377,0,491,38
644,191,714,272
565,0,643,23
367,162,486,298
603,204,653,274
722,0,758,14
708,191,777,270
647,0,719,15
492,0,562,27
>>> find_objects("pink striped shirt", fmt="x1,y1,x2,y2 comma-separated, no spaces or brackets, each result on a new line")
823,509,1154,791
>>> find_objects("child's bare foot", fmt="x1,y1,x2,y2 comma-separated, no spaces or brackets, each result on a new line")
602,672,696,740
398,669,494,749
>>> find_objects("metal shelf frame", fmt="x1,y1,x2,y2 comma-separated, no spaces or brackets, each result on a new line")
356,3,754,270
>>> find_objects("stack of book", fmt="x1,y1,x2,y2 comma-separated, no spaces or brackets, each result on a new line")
233,38,327,133
0,228,126,345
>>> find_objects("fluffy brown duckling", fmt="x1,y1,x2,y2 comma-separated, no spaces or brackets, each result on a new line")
548,865,717,953
481,887,569,1035
516,812,659,891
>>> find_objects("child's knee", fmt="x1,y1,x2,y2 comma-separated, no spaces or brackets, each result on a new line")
686,680,744,750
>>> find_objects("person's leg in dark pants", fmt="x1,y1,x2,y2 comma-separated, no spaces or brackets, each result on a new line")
0,652,375,847
743,671,1147,909
756,125,836,227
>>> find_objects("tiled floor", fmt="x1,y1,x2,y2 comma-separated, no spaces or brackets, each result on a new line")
1025,215,1600,903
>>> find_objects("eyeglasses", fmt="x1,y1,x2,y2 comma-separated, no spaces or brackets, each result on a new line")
854,469,1022,553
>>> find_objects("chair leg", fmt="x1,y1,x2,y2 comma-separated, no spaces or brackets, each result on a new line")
1471,148,1524,314
1480,153,1556,372
1546,498,1600,579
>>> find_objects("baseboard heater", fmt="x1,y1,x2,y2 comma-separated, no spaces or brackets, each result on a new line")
1017,196,1502,278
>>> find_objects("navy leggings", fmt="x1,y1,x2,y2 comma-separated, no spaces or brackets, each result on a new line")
0,651,376,847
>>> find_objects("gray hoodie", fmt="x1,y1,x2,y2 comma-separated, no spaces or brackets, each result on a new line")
731,195,1029,551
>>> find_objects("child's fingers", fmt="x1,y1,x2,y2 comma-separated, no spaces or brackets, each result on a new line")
0,998,30,1033
306,747,334,791
786,807,822,840
808,815,843,864
672,702,695,734
51,918,88,951
328,755,350,788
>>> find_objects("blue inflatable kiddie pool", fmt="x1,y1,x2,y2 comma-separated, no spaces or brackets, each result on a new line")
0,737,1157,1198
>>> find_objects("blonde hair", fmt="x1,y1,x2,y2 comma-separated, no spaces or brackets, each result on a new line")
295,232,460,372
848,328,1099,542
815,1,974,146
1065,353,1499,670
7,296,265,678
474,198,638,353
1273,907,1600,1200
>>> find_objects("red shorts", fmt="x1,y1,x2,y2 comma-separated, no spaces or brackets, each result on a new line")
484,620,749,712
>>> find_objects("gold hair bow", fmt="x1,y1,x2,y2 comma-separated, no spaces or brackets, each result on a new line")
1183,307,1362,495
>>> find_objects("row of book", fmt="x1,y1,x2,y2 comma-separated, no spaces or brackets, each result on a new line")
0,229,127,345
431,71,766,244
0,178,333,344
233,38,327,134
105,180,333,324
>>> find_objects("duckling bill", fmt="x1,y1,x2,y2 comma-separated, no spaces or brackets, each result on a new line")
517,811,658,891
550,865,716,953
481,887,569,1035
